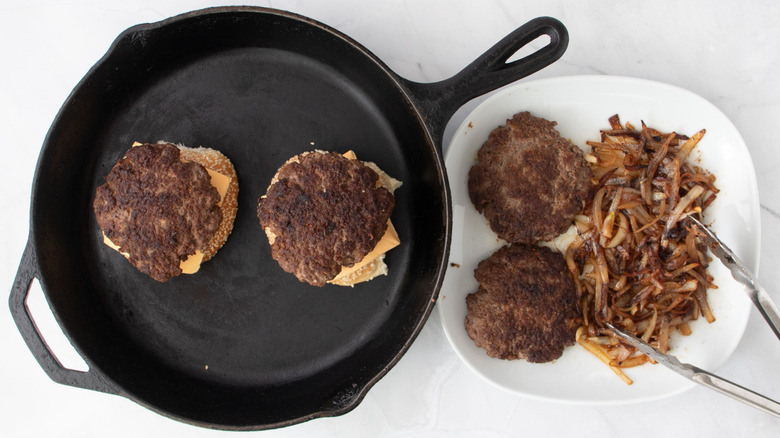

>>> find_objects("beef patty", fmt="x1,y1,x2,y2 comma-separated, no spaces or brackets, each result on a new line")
93,143,222,282
465,244,580,363
468,111,591,243
257,151,395,286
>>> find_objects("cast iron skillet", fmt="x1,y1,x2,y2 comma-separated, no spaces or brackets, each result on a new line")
10,6,567,430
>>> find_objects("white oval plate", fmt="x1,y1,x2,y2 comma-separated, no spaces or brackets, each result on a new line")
438,75,761,404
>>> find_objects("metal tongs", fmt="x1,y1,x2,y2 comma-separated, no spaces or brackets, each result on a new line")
607,322,780,418
687,216,780,339
604,216,780,418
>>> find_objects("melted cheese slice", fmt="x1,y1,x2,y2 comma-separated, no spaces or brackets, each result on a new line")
327,150,401,285
329,220,400,284
103,144,231,274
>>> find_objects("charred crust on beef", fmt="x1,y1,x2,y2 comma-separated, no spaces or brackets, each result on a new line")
93,143,222,282
468,111,592,243
465,244,581,363
257,151,395,286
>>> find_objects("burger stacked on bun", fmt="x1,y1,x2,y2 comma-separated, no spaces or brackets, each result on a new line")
93,142,238,282
257,150,402,287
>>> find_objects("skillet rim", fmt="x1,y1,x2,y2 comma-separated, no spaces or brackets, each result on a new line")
24,5,452,431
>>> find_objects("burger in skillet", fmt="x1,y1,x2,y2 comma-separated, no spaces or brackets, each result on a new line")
93,141,238,282
257,150,402,287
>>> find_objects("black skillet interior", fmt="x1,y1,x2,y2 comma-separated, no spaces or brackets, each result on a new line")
29,8,446,429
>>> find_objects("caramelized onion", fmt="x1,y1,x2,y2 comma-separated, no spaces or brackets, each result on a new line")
572,115,717,384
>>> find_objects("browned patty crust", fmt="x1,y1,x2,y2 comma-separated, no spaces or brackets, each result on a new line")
93,143,222,282
468,111,591,243
465,244,581,363
257,151,395,286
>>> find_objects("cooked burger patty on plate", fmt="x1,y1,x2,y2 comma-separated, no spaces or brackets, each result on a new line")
468,111,591,243
465,244,580,363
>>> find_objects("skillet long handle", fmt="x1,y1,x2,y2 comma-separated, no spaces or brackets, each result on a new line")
9,240,117,395
402,16,569,146
445,16,569,102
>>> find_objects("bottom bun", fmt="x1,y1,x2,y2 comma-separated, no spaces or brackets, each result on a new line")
328,255,388,286
175,143,239,262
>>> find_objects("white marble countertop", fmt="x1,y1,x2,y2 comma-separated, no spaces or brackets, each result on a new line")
2,1,779,436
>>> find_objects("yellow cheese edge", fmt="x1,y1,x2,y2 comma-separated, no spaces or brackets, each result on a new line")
102,142,231,274
327,150,400,285
329,220,400,284
206,167,231,206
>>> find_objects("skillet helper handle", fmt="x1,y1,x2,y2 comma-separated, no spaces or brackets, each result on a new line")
403,16,569,144
9,240,117,395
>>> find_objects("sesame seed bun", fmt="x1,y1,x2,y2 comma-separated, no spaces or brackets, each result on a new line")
176,144,239,262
